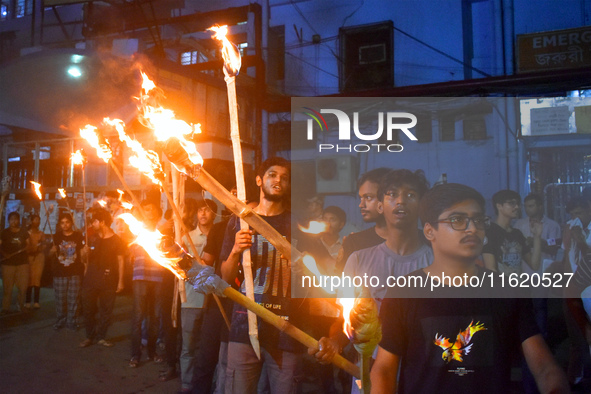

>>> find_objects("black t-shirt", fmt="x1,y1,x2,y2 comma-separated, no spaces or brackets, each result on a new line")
203,219,230,274
52,231,85,277
337,226,384,272
379,270,539,394
483,223,529,274
220,211,304,353
83,234,126,290
0,227,29,266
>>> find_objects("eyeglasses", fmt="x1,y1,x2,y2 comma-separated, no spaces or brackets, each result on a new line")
437,215,490,231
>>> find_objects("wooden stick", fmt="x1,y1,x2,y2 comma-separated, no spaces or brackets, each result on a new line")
225,71,259,358
82,164,89,246
162,176,231,330
108,160,145,217
222,286,360,379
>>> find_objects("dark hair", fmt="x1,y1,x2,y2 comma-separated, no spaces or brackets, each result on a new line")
91,207,113,227
257,156,291,179
566,197,590,214
58,213,73,224
419,183,485,228
30,214,40,221
323,205,346,224
140,199,163,217
377,169,429,201
357,167,391,190
8,211,20,221
196,198,218,214
523,193,543,206
491,189,521,215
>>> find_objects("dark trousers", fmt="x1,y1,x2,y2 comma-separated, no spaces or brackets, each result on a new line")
81,286,116,340
192,297,233,394
131,280,161,360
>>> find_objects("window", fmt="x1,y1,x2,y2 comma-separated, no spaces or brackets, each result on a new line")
440,117,456,141
463,116,487,140
180,51,207,66
415,114,432,143
1,1,10,21
15,0,33,18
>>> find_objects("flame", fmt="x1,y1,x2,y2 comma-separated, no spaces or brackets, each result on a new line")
70,150,85,166
58,188,67,199
302,254,335,295
299,220,328,234
137,73,203,170
30,181,43,200
118,213,186,280
103,117,165,186
117,189,124,199
97,199,107,208
209,25,242,76
140,71,156,95
80,125,113,163
121,201,133,210
338,295,356,339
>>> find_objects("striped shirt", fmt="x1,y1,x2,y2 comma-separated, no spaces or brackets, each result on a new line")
130,244,165,282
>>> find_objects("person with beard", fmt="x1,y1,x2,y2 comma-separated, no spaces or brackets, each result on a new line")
371,183,568,394
337,167,391,272
483,190,542,274
220,157,306,393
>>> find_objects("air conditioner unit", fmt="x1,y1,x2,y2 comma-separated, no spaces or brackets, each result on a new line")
315,155,358,194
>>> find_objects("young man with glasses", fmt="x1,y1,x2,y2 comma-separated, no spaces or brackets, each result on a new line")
483,189,542,274
371,183,568,394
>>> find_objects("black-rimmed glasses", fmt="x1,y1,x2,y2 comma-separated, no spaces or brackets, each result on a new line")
437,215,490,231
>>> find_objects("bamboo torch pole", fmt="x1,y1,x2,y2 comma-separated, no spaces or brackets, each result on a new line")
210,24,259,358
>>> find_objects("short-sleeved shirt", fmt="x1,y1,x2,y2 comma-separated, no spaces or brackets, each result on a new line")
52,231,85,277
0,227,29,266
483,223,529,274
203,220,230,274
343,242,433,305
337,226,385,272
220,211,304,353
83,234,126,290
379,271,540,394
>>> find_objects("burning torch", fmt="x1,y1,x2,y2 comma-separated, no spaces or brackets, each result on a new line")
30,181,54,237
71,149,88,245
209,24,260,358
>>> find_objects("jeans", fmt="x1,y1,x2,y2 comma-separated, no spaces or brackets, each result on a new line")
81,286,117,340
131,280,161,360
180,307,204,390
224,342,302,394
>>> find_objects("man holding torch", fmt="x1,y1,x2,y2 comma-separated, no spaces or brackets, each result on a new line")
220,157,305,393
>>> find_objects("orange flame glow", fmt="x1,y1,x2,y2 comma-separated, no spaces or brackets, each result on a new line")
30,181,43,200
117,189,124,199
137,74,204,170
118,213,186,280
140,71,156,95
209,25,242,76
103,117,165,186
338,294,356,339
80,125,113,163
302,254,335,295
299,220,328,234
70,150,85,166
97,199,107,208
58,188,67,199
121,201,133,210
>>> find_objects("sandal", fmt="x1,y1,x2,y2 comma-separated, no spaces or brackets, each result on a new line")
159,368,177,382
129,357,140,368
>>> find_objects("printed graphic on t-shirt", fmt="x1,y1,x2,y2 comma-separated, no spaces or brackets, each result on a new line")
433,320,487,363
58,240,78,266
500,239,523,273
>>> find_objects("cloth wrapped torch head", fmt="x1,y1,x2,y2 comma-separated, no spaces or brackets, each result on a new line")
161,138,202,178
349,297,382,357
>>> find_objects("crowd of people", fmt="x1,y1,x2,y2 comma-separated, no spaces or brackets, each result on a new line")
1,157,591,393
